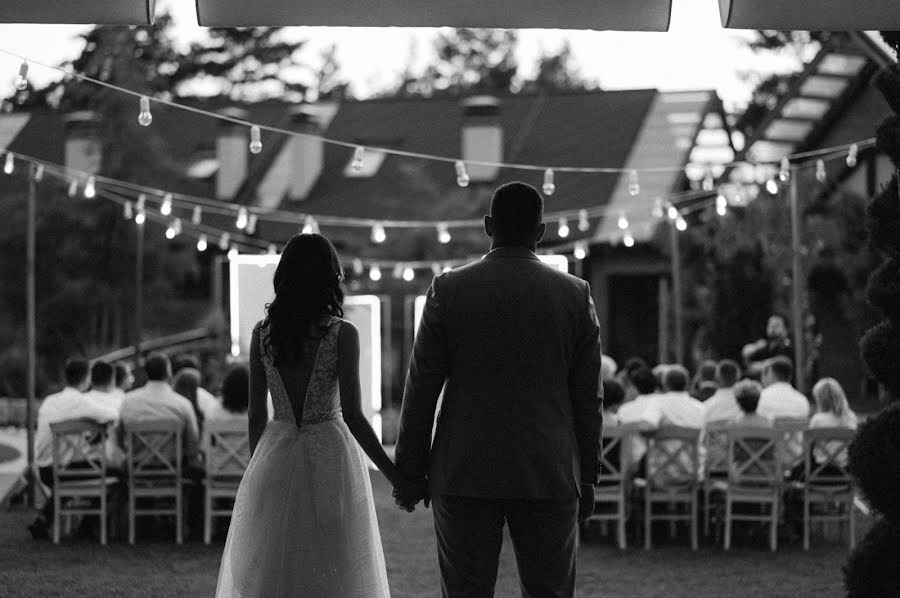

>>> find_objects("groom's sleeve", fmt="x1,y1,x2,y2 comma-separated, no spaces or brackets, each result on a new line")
570,281,603,486
395,275,449,481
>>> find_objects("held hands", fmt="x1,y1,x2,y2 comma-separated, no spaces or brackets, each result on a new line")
392,475,430,513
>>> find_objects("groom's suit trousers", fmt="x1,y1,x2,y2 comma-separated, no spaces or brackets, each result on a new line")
431,494,579,598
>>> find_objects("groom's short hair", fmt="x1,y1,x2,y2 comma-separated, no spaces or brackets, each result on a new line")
490,182,543,240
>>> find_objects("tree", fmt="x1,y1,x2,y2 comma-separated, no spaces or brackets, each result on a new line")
521,41,593,93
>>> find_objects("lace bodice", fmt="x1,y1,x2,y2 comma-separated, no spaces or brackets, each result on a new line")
257,317,342,427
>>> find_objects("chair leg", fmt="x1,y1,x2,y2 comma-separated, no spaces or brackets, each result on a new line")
691,492,699,551
176,484,183,545
724,497,731,551
770,496,779,552
848,498,856,551
618,498,626,550
204,488,212,545
644,490,652,550
703,485,710,538
52,493,61,545
100,492,107,546
803,494,810,551
128,488,135,546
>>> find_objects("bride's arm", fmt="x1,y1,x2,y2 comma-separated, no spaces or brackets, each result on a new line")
337,320,402,486
248,325,269,455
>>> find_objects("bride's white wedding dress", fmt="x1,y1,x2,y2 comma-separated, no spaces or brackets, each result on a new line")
215,317,391,597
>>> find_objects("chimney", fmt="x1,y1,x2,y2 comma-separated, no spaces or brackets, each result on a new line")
216,107,250,200
460,96,502,182
287,105,323,201
64,111,102,175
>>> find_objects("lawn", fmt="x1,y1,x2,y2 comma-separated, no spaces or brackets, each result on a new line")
0,473,852,598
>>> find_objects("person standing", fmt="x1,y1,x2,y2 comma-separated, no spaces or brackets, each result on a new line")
394,182,603,598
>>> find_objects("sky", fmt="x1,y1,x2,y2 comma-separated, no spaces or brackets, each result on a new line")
0,0,807,111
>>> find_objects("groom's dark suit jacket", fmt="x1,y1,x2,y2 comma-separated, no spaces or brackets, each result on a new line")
395,246,603,499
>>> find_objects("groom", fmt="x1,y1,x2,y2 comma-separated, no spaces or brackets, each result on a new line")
394,181,603,597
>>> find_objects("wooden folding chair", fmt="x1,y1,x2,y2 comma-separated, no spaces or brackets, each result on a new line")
798,428,856,551
716,427,782,551
203,420,250,544
773,416,809,472
636,426,700,550
586,424,635,549
124,419,183,545
49,419,118,545
701,420,732,538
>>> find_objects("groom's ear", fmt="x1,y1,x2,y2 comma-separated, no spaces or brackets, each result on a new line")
484,215,495,238
536,222,546,243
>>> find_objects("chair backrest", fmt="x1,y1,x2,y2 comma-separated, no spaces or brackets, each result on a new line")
726,427,782,487
645,426,700,488
49,419,108,479
773,416,809,433
804,427,855,486
598,424,636,484
703,419,733,477
204,420,250,478
125,419,182,478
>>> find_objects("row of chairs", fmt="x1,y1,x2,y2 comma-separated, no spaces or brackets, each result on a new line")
47,418,250,545
589,423,857,552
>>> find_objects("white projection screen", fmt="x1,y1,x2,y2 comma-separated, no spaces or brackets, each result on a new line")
229,254,382,439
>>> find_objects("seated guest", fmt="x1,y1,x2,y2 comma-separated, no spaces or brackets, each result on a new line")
601,379,626,428
600,355,618,382
809,377,858,468
691,360,718,401
702,360,743,426
172,353,220,419
119,353,201,468
114,362,135,397
618,367,660,426
730,380,772,428
206,364,250,424
86,360,123,413
617,357,647,402
758,356,810,464
173,368,205,439
30,358,118,539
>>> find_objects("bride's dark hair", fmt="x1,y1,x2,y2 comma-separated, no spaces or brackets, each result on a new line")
261,233,344,364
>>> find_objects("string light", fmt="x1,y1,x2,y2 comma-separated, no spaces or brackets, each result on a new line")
437,223,451,244
246,213,257,235
676,216,688,231
628,170,640,196
67,179,78,197
138,96,152,127
779,157,790,182
236,207,249,230
267,243,277,255
701,167,714,192
249,126,262,155
14,60,28,91
352,258,364,276
33,163,43,182
716,193,728,216
667,203,679,221
617,211,629,230
652,198,665,219
578,209,590,232
815,159,827,183
623,231,635,248
371,223,386,244
135,194,146,224
351,146,366,172
191,205,202,225
227,245,238,260
219,232,230,251
83,175,96,198
301,216,318,234
3,153,13,175
431,263,441,276
846,144,858,168
369,265,382,281
442,265,452,274
542,169,555,196
160,193,173,216
455,161,470,187
402,266,415,282
165,218,182,239
135,209,146,225
766,178,779,195
123,201,133,220
557,217,569,238
392,264,404,279
196,234,208,251
574,241,587,260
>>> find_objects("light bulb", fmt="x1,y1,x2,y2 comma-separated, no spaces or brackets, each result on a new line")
617,211,629,230
766,178,779,195
815,159,827,183
351,146,366,172
135,210,146,225
558,217,569,238
667,204,678,221
846,144,858,168
437,223,451,244
392,264,404,279
301,216,317,235
227,246,238,260
652,198,664,219
33,164,44,182
369,265,382,282
542,169,555,196
628,170,640,196
191,205,202,225
83,176,96,199
138,96,152,127
455,161,470,187
160,193,172,216
702,168,714,192
246,214,258,235
676,216,687,232
267,244,277,255
68,179,78,197
165,225,176,240
172,218,182,236
574,242,587,260
578,209,590,232
716,193,728,216
197,234,208,252
249,126,262,154
219,232,230,251
123,201,133,220
236,207,249,230
442,265,452,274
3,152,13,175
14,61,28,92
431,263,442,276
352,259,364,276
371,223,386,244
402,267,415,282
623,232,635,248
779,157,790,182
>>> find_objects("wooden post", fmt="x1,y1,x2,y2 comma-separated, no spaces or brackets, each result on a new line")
658,276,670,364
790,169,806,394
670,222,684,365
25,163,37,507
133,217,144,362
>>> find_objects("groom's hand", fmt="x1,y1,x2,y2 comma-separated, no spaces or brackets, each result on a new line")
578,483,595,524
392,477,429,512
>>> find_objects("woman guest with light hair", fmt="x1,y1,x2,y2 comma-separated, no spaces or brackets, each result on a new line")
809,377,858,468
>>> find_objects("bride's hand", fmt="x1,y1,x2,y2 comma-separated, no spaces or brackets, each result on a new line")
392,475,429,512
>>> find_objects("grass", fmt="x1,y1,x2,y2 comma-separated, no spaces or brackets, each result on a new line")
0,473,852,597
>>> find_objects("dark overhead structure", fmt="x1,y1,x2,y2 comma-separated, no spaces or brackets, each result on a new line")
0,0,156,24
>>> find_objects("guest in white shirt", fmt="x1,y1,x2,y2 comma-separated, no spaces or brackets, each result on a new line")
617,367,662,469
699,360,743,477
114,362,135,400
86,360,123,413
30,359,118,539
172,354,220,420
809,377,858,468
758,356,810,465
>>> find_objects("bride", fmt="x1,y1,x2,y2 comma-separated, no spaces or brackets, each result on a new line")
215,233,415,597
